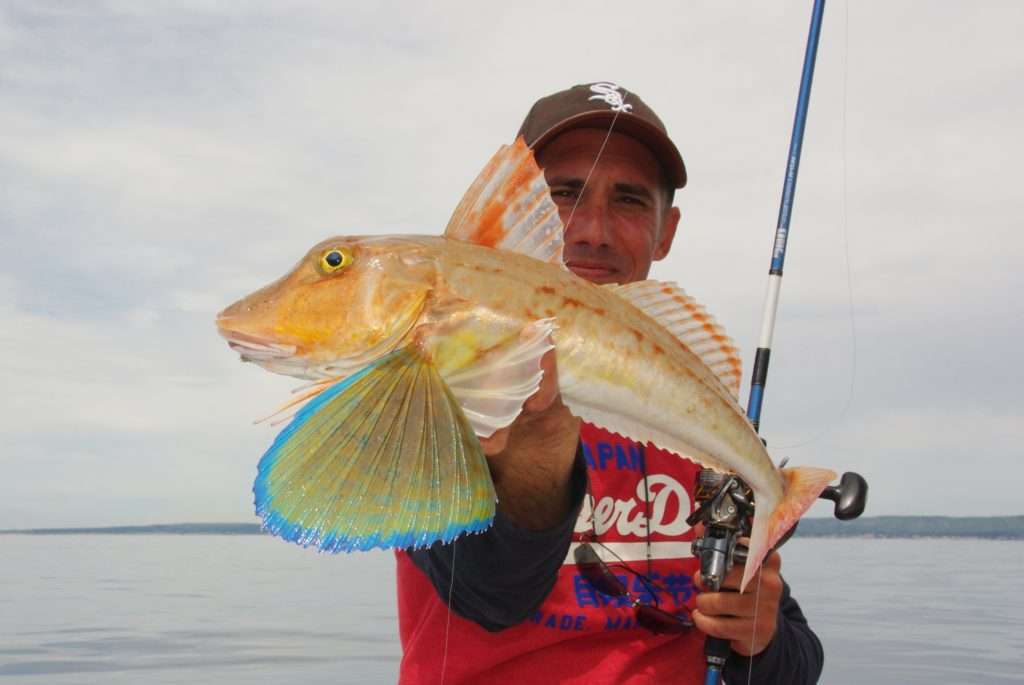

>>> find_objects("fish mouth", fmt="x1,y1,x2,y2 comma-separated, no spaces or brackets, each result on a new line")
218,328,297,361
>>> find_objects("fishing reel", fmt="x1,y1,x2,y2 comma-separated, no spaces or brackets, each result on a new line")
687,472,754,593
686,470,756,673
688,466,868,675
688,467,868,592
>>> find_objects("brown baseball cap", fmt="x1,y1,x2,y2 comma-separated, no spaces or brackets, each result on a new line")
516,82,687,189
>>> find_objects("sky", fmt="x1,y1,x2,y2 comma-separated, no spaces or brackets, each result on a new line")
1,1,1021,528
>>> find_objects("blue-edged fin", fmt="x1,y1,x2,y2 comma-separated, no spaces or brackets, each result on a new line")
253,345,495,552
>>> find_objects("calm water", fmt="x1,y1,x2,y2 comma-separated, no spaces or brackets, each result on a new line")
1,535,1021,684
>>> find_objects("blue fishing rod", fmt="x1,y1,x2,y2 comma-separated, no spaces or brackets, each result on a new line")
690,1,867,683
746,0,825,433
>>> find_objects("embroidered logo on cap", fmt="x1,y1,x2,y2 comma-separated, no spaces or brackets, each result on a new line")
588,82,633,113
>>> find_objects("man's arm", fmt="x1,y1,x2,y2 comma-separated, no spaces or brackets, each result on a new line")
405,446,587,631
478,350,581,530
405,350,585,630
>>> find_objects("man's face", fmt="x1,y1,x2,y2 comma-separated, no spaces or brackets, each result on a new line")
536,129,680,285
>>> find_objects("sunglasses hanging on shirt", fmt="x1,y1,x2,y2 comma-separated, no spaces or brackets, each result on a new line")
574,541,693,635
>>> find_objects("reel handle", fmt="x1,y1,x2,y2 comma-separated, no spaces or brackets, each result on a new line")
818,471,868,520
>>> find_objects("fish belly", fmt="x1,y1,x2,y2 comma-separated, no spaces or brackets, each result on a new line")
555,324,784,505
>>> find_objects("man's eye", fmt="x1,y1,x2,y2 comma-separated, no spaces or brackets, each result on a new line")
551,188,579,200
619,196,647,207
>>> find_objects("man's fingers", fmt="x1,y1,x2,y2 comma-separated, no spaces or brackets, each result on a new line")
717,549,782,591
482,348,576,461
693,544,783,657
691,610,776,657
691,610,751,640
696,588,758,618
479,427,510,456
523,349,559,412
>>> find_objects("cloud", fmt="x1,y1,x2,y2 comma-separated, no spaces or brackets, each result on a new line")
1,1,1021,526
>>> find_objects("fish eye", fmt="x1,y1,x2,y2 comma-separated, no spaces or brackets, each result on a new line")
319,247,353,274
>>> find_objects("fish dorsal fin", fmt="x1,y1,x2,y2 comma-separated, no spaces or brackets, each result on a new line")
606,280,743,398
444,136,566,267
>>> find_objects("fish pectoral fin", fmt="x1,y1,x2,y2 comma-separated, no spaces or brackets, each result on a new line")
253,345,495,553
443,137,567,267
605,280,743,398
438,317,557,438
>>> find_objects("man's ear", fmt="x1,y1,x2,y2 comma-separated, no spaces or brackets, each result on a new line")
652,206,680,261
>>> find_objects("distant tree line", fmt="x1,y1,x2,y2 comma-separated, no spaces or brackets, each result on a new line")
796,516,1024,539
3,517,1023,539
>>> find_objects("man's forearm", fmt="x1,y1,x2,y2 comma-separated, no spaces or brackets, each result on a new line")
406,447,588,631
486,399,580,530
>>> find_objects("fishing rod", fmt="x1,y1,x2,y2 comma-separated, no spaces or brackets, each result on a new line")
690,1,867,683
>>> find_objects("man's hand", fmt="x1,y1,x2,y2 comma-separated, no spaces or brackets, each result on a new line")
478,349,581,530
693,548,783,657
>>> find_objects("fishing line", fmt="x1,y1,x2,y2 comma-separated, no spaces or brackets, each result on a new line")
732,0,831,679
436,100,625,679
745,570,764,685
434,83,634,671
566,85,772,680
775,0,857,451
440,540,457,685
560,91,629,234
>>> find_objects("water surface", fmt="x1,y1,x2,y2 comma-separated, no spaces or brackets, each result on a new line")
2,535,1021,683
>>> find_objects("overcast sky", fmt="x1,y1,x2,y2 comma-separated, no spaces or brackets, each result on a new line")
2,1,1021,528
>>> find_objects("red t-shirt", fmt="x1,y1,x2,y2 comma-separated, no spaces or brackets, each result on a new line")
396,422,705,684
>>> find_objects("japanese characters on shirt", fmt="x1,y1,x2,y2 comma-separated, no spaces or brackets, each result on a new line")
527,423,702,633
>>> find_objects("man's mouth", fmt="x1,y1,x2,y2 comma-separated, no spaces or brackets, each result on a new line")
566,261,618,281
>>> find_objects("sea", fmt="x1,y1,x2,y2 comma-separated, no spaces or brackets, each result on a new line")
1,535,1021,684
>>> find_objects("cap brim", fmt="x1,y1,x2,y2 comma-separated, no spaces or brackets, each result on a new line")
529,111,687,189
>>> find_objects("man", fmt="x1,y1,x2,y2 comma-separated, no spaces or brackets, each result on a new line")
396,82,824,684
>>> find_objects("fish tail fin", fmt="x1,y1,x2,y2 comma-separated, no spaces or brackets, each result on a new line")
741,466,837,592
254,345,496,553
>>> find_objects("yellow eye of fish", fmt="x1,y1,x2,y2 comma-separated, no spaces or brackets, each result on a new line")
319,248,353,273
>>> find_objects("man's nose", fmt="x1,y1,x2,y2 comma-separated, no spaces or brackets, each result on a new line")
563,200,612,247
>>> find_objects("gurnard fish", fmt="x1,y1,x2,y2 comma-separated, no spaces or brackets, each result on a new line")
216,138,836,591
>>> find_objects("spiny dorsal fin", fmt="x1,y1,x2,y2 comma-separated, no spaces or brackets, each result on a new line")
606,280,743,398
444,137,566,267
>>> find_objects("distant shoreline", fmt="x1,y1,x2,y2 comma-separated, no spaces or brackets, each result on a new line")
795,515,1024,539
2,516,1022,539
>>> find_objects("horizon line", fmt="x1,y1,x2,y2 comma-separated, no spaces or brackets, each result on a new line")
2,515,1022,536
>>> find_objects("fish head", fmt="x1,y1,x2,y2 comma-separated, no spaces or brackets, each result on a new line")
216,236,434,377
